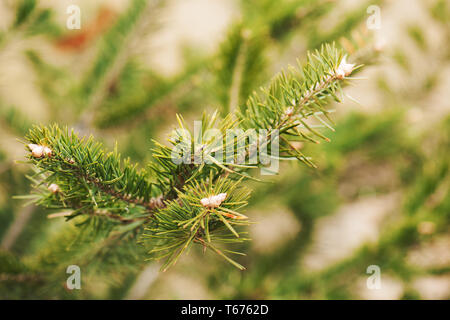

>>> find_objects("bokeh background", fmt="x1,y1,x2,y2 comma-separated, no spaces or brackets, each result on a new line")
0,0,449,299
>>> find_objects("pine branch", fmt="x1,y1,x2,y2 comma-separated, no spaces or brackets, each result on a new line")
24,125,160,218
21,43,364,271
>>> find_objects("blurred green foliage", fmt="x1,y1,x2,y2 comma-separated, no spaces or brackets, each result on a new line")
0,0,449,299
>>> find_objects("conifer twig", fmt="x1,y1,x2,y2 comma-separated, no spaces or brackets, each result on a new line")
22,43,364,271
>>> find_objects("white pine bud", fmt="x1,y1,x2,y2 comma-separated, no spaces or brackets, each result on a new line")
284,106,295,117
28,144,52,158
200,197,211,207
216,193,227,202
210,193,227,207
48,183,60,193
31,145,45,158
43,146,52,157
200,193,227,208
27,144,39,151
335,56,355,79
210,197,221,207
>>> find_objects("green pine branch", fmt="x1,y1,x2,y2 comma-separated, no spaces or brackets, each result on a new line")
23,125,159,218
21,43,363,270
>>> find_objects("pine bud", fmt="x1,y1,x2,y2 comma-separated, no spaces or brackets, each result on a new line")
48,183,60,193
43,146,52,157
335,56,355,79
215,193,227,203
30,145,45,158
27,144,39,151
201,193,227,208
284,106,295,117
200,198,209,207
28,144,53,158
